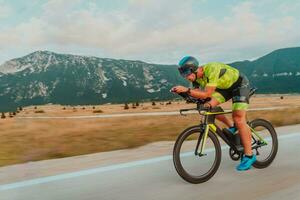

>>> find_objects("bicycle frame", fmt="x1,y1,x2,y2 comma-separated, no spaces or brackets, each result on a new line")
197,110,268,156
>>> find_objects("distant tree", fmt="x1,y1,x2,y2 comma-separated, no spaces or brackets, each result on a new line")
152,101,156,106
166,101,172,105
34,110,45,113
124,103,129,110
92,106,96,109
82,107,85,110
34,106,37,109
135,102,139,107
13,112,16,115
9,112,13,118
280,96,284,100
1,112,5,119
19,106,23,111
62,107,66,110
93,109,103,113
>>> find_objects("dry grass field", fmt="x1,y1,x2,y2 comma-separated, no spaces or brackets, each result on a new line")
0,95,299,167
10,94,300,116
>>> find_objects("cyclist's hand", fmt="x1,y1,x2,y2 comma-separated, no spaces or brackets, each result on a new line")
203,102,212,109
170,86,188,94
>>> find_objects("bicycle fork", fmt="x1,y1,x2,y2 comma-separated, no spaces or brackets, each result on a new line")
195,124,210,157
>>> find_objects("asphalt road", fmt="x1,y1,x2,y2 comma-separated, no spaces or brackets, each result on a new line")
1,125,300,200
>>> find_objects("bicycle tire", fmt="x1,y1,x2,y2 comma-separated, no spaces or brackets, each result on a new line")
173,126,221,184
249,119,278,168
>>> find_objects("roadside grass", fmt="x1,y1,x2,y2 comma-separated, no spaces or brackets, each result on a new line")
0,107,299,167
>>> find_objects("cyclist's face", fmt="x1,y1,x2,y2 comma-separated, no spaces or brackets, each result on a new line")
185,73,196,82
197,67,204,78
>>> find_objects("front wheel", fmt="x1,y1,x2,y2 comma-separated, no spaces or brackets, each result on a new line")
249,119,278,168
173,126,222,184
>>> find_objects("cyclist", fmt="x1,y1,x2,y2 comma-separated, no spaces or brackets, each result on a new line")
171,56,256,171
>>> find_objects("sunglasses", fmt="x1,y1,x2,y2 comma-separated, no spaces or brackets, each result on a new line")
178,67,193,77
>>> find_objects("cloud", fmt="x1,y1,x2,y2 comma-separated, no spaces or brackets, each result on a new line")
0,2,12,20
0,0,299,64
279,1,300,14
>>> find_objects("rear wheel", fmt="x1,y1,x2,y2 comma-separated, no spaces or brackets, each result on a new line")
173,126,221,184
249,119,278,168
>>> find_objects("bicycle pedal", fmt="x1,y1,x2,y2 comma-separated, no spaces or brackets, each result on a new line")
198,153,207,157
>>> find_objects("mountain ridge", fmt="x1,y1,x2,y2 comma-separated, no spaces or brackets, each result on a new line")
0,47,299,112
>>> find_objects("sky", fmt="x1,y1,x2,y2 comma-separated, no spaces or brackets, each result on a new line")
0,0,299,65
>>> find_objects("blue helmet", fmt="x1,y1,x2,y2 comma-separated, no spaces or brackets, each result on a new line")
178,56,199,77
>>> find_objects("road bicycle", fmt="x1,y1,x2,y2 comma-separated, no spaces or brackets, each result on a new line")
172,88,278,183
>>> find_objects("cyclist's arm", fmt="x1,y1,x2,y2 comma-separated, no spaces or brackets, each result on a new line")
189,86,216,99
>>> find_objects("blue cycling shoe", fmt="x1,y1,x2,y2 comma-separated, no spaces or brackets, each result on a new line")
236,154,257,171
228,126,237,134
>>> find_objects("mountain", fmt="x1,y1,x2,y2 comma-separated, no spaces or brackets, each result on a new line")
229,47,300,93
0,47,300,112
0,51,187,112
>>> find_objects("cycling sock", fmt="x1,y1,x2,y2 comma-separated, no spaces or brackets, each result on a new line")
228,126,237,134
245,154,253,159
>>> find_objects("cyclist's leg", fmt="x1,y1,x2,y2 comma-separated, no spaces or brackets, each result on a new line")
232,76,252,156
210,92,233,127
233,107,256,171
232,109,252,155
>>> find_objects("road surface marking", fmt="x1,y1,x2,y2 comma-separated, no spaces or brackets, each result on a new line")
0,132,299,191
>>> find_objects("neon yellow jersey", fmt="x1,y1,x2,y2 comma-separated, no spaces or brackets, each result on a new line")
195,62,239,89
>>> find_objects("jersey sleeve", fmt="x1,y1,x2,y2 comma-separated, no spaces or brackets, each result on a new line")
204,64,220,87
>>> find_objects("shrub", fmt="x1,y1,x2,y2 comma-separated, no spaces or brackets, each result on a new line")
1,112,6,119
34,110,45,113
124,103,129,110
93,109,103,113
152,102,156,106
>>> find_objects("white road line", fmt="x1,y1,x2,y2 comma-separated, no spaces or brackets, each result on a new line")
16,106,297,119
0,132,299,191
